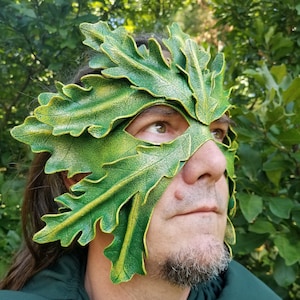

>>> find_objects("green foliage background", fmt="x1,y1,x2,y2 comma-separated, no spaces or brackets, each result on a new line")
0,0,299,298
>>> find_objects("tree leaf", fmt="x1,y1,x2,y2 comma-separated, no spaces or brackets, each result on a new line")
282,77,300,104
238,193,263,222
268,197,294,219
270,64,287,84
274,234,300,266
249,219,276,234
232,232,269,254
274,257,297,287
238,143,262,181
276,128,300,146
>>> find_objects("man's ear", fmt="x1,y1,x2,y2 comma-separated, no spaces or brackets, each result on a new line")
61,172,88,190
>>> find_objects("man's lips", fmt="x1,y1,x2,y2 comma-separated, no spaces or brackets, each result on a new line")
176,205,219,217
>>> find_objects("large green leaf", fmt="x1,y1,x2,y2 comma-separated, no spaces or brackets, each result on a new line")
104,177,171,282
34,76,164,138
80,21,231,124
10,116,143,179
33,137,189,242
80,21,195,117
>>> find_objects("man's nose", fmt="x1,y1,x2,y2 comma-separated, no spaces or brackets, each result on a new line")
180,140,227,184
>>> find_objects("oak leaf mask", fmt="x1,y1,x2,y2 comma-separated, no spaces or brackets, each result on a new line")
11,21,237,283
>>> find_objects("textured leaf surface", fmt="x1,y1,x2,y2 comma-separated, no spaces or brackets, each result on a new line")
105,177,171,282
163,22,190,69
81,22,194,112
184,41,231,124
11,117,141,178
101,38,195,115
35,75,163,138
80,21,231,122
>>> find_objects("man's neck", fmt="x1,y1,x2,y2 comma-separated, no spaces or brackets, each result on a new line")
85,232,190,300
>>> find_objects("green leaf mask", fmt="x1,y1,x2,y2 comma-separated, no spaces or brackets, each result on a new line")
11,21,237,283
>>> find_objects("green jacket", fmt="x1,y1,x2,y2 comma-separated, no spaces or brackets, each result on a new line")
0,251,281,299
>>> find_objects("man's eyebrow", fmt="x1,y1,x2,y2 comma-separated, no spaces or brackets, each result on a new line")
139,107,234,125
140,106,179,116
215,114,235,126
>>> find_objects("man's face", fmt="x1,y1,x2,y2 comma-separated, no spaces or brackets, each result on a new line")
126,104,230,286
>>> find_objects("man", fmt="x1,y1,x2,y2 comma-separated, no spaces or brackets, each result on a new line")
0,21,280,299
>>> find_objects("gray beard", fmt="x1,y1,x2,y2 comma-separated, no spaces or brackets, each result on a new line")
157,243,231,288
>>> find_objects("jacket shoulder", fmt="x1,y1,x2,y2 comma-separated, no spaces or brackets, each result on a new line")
219,260,281,299
0,290,47,300
20,250,89,300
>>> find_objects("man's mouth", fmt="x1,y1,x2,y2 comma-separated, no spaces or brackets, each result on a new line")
176,205,219,217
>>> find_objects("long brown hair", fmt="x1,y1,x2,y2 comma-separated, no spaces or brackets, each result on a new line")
0,152,73,290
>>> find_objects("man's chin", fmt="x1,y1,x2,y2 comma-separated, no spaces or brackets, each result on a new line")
147,238,231,288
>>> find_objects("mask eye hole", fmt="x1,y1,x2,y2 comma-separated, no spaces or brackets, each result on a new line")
209,115,231,144
126,105,189,144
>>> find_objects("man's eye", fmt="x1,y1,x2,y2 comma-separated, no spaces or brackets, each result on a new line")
125,105,189,144
147,122,167,134
211,129,226,142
